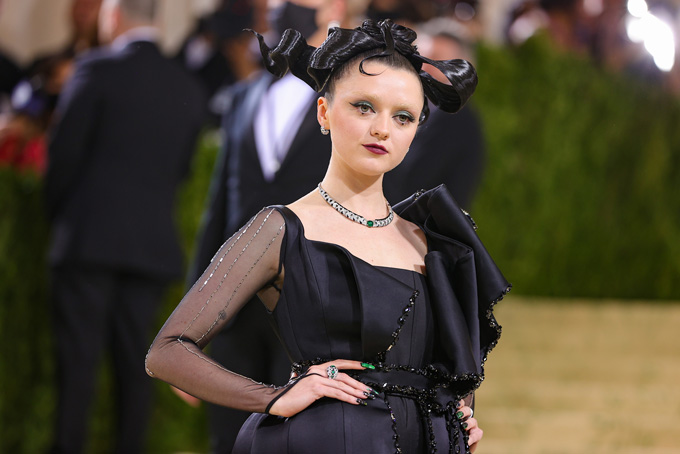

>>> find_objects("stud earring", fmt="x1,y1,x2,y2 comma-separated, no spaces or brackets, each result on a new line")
320,126,329,135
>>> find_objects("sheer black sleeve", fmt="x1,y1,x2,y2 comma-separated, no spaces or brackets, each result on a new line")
145,208,287,413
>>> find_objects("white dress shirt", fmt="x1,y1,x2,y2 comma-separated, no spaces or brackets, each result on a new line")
254,73,318,182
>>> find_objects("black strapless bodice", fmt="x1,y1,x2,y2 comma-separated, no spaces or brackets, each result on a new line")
232,186,510,453
235,206,460,453
147,185,509,454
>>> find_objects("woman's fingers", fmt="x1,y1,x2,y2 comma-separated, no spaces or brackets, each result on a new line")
464,417,479,431
309,360,377,398
467,424,483,453
269,360,376,417
316,359,372,371
335,373,375,398
321,379,368,405
456,401,474,420
322,373,369,400
456,400,482,452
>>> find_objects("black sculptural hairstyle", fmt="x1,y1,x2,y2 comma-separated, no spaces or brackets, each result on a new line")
249,19,478,123
322,48,420,101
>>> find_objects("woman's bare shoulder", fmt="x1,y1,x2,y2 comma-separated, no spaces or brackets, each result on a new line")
393,215,428,250
286,190,326,220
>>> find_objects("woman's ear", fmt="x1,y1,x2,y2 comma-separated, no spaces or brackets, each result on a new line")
317,96,330,130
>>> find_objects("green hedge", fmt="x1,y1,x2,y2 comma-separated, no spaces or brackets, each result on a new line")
0,169,52,453
0,132,220,453
472,37,680,299
1,38,679,452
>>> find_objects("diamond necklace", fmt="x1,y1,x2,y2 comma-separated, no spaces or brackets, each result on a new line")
318,183,394,228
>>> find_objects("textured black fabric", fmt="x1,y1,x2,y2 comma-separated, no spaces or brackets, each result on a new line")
233,187,509,453
148,185,509,453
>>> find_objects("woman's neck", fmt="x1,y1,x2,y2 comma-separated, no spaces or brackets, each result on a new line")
319,161,389,220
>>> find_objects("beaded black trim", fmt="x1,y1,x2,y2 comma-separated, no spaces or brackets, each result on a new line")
362,381,474,454
376,289,419,363
460,208,477,231
417,399,437,454
446,401,471,454
480,284,512,368
291,359,483,392
383,394,402,454
287,360,477,453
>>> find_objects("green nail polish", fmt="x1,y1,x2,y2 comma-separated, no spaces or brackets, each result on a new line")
456,411,464,419
462,422,468,429
361,362,376,370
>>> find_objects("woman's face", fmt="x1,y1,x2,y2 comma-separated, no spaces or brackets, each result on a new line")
318,59,423,178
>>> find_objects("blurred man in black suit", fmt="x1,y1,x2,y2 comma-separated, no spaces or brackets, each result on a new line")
46,0,206,452
190,2,356,451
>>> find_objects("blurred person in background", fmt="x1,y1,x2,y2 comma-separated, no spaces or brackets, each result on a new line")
0,0,104,175
505,0,680,93
539,0,593,53
365,0,435,26
177,0,262,125
70,0,103,53
384,17,486,208
0,51,22,110
45,0,206,452
506,0,592,53
188,1,369,451
0,50,74,175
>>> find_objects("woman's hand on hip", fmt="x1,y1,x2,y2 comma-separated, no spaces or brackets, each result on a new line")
458,399,483,452
268,360,374,418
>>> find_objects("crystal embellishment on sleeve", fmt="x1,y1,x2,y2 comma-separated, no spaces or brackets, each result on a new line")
180,209,284,345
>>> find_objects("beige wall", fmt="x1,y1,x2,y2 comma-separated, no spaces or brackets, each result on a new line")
0,0,73,66
0,0,220,67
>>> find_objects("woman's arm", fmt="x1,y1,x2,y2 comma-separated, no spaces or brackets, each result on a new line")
145,208,287,413
145,207,371,415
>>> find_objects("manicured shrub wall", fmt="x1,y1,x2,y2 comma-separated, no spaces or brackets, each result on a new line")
0,133,219,453
472,38,680,299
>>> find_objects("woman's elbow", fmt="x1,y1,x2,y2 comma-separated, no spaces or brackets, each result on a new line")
144,343,161,378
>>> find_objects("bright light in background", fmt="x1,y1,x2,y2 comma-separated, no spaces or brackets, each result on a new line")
626,1,676,72
627,0,649,18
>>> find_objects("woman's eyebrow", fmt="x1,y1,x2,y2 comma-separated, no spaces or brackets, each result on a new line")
347,92,418,112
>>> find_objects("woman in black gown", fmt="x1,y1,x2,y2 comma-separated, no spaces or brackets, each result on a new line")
145,19,510,453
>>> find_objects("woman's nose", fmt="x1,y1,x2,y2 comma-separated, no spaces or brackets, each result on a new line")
370,116,389,141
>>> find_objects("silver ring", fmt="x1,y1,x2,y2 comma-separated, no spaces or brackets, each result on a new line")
326,365,339,380
469,408,474,419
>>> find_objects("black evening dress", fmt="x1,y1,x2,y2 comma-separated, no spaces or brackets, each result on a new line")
145,185,510,454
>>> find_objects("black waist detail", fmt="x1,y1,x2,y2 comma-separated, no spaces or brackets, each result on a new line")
291,360,474,454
